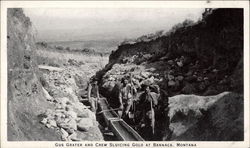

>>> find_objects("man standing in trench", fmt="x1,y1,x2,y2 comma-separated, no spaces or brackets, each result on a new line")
87,79,100,112
138,84,160,140
118,77,137,120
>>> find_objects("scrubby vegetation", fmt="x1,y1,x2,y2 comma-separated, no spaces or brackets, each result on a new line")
37,41,110,56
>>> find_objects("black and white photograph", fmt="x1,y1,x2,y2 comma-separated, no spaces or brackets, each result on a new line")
1,1,249,148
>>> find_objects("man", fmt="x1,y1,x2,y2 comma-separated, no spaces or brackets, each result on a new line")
118,77,134,118
87,79,100,112
138,84,160,139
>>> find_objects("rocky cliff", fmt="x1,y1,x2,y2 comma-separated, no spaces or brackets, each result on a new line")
97,8,243,140
7,8,61,140
7,8,104,141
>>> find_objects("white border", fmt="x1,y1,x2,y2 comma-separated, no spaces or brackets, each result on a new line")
1,1,249,148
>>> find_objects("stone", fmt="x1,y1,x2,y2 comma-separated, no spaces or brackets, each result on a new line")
60,128,69,141
55,104,65,110
176,76,184,81
197,76,203,82
134,74,143,80
141,71,151,78
185,70,193,76
58,118,77,131
77,118,94,131
46,123,52,128
77,112,89,118
212,69,219,73
48,119,57,128
57,97,70,106
167,60,174,65
141,78,154,86
168,74,175,81
55,112,64,119
66,110,77,119
42,87,54,101
69,132,81,141
168,80,176,86
40,118,48,125
85,109,96,121
44,109,54,119
168,92,242,141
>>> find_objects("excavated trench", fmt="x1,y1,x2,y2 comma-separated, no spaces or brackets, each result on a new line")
80,93,144,141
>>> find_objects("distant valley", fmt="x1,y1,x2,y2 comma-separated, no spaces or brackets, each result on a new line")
46,39,121,54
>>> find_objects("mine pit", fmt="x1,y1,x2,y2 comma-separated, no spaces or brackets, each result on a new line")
6,8,244,142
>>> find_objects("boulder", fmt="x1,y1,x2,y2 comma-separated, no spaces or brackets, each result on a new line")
48,119,57,128
77,118,94,131
60,128,69,141
168,92,243,141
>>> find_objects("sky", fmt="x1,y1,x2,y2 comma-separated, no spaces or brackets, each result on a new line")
23,8,204,42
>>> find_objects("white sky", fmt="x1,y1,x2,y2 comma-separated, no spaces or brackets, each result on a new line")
23,8,204,41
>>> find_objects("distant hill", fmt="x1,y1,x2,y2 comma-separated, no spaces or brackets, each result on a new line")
46,39,120,53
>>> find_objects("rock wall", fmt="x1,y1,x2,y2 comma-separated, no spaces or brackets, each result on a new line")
7,8,104,141
100,8,243,97
97,8,244,141
7,8,61,140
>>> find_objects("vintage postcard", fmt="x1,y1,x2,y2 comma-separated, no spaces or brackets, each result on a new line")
1,1,249,148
